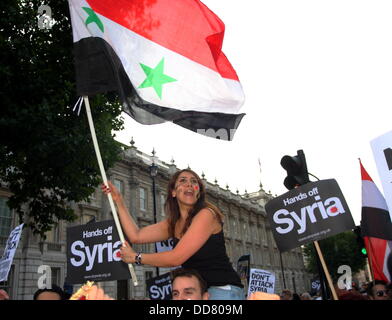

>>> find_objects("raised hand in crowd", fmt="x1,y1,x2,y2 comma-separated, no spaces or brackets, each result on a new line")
0,289,10,300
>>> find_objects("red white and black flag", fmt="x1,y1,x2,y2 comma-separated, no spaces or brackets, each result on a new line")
360,160,392,282
68,0,245,140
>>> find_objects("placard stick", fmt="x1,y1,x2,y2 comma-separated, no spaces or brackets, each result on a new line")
313,240,338,300
83,96,138,286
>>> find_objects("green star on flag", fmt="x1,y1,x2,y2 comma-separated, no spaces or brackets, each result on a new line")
138,58,177,99
82,7,104,33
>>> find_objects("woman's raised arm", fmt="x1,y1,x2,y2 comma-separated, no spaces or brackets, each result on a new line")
102,181,170,244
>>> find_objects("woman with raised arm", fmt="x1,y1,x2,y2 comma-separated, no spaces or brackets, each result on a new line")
102,169,244,300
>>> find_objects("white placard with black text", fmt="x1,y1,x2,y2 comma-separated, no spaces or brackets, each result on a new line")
0,223,24,282
371,130,392,221
247,268,275,296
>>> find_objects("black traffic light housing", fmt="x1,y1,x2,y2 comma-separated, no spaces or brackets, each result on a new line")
353,226,367,257
280,149,310,190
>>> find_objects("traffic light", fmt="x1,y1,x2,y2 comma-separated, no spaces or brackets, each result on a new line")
353,226,367,257
280,150,310,190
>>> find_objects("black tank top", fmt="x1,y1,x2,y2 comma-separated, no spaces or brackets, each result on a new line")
173,230,243,288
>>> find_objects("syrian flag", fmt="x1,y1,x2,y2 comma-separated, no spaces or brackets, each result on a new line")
68,0,245,140
360,160,392,282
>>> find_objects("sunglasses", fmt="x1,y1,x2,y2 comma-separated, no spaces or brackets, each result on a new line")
375,290,389,297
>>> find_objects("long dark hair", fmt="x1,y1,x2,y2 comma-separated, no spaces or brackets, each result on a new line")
165,169,223,238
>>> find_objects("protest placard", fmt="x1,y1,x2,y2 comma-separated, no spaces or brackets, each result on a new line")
371,130,392,221
0,223,24,282
247,268,275,296
265,179,355,252
66,220,130,284
146,272,172,300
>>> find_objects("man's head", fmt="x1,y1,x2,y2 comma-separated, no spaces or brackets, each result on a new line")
280,289,293,300
366,280,390,300
33,285,66,300
387,282,392,300
171,268,209,300
300,292,311,300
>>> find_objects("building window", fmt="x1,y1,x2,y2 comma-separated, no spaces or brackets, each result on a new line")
242,221,247,240
145,271,154,298
139,187,147,212
0,197,12,244
46,223,60,243
231,220,237,237
117,280,129,300
114,179,124,195
265,249,271,266
253,224,258,244
81,213,96,225
253,248,257,266
225,240,232,260
46,222,62,251
89,190,96,201
223,219,229,235
51,267,61,287
145,271,153,280
160,194,166,217
250,224,255,242
260,226,267,244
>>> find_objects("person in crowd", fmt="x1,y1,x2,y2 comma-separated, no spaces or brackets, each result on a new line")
366,280,390,300
81,285,113,300
350,281,360,292
292,293,301,300
359,282,368,295
335,282,368,300
102,169,244,300
312,290,322,300
33,285,66,300
248,292,280,300
0,289,10,300
69,283,114,300
338,291,368,300
280,289,293,300
171,268,209,300
387,282,392,300
300,292,311,300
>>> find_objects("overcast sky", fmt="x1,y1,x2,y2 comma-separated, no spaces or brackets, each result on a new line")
114,0,392,225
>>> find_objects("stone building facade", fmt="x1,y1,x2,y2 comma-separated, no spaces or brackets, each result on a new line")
0,143,311,299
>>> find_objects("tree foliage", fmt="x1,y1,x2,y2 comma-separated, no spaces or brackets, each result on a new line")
303,231,367,281
0,0,125,237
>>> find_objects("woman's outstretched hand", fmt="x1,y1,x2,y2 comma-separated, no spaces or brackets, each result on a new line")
101,181,122,202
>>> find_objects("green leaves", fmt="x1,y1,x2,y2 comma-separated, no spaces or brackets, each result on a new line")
303,231,367,281
0,1,124,238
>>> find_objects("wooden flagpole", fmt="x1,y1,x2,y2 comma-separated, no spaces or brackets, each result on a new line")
366,257,374,282
365,239,375,283
313,240,338,300
83,96,138,286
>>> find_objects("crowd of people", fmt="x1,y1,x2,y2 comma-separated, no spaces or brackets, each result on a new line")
0,269,391,301
1,169,391,301
1,269,391,300
278,279,392,301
